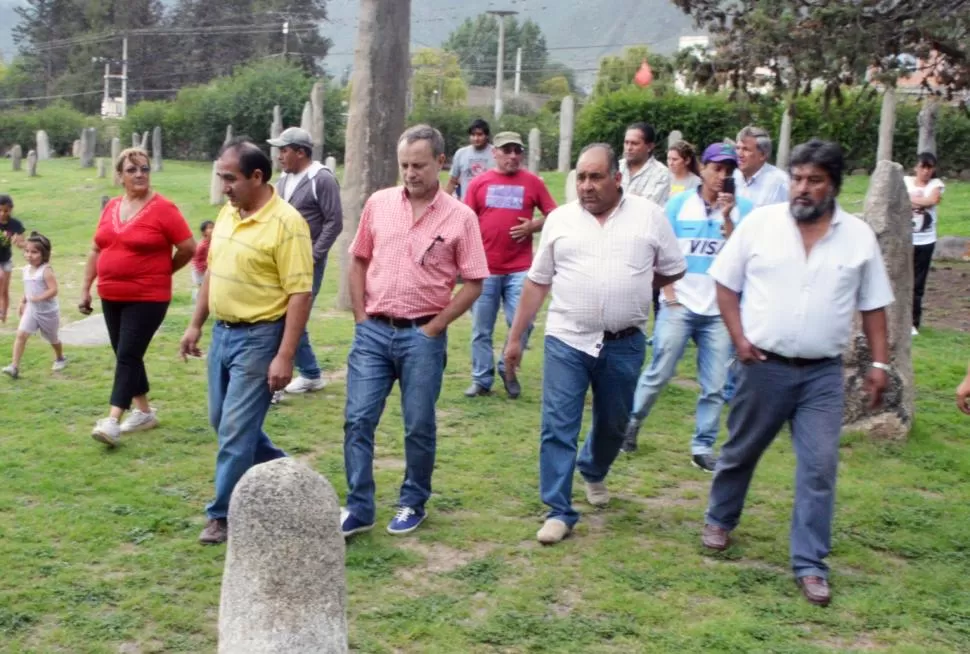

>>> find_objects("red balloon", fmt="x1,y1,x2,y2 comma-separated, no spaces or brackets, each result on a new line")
634,60,653,88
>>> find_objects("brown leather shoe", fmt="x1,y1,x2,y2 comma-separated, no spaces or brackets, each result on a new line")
701,524,729,551
199,518,228,545
796,576,831,606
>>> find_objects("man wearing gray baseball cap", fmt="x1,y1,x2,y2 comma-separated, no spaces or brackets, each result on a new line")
267,127,343,401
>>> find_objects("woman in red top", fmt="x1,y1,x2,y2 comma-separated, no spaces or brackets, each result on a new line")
80,148,195,446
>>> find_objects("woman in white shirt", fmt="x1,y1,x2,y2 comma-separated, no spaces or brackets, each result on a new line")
667,140,702,197
904,152,944,336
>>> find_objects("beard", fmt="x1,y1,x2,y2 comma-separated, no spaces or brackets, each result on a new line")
790,192,836,222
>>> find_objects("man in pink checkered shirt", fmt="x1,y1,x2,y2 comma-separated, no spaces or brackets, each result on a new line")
341,124,490,538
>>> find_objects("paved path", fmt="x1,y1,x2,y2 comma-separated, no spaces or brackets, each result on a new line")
59,313,111,346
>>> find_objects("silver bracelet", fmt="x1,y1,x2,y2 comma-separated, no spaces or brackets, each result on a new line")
871,362,891,372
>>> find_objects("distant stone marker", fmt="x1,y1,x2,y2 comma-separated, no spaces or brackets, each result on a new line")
270,105,282,172
140,131,149,151
72,140,82,158
36,131,50,160
110,138,121,180
842,160,913,441
80,128,96,168
26,150,37,177
96,158,106,178
132,133,140,148
324,156,337,172
59,314,111,347
10,144,22,171
223,125,234,148
565,169,577,203
151,126,163,172
300,101,312,133
210,161,224,205
311,81,325,161
218,459,347,653
528,128,541,174
557,95,575,173
667,129,683,149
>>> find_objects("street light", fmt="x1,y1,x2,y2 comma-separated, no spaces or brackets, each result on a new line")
486,9,518,119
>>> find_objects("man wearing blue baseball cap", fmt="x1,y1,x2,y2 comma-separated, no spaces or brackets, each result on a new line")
621,142,754,471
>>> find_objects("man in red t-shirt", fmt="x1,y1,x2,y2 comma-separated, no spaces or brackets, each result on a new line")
463,131,557,399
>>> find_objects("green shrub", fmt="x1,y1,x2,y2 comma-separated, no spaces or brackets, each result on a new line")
0,103,95,156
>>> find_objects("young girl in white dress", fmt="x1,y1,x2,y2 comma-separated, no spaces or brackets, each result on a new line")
2,232,66,378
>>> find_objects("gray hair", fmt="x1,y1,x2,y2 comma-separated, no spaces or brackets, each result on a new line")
578,143,620,175
399,124,446,158
736,125,772,158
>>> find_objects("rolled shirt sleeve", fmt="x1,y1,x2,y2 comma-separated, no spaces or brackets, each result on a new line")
277,216,314,296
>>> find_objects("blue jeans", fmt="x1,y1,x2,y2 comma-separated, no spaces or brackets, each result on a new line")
629,305,732,455
539,332,645,527
706,357,844,580
343,318,447,524
293,256,327,380
471,272,532,389
206,320,288,519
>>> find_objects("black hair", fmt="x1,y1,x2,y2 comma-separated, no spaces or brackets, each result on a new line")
0,194,12,208
27,231,52,263
626,122,657,145
789,139,845,194
220,138,272,183
468,118,491,137
200,220,214,233
282,143,313,159
578,143,620,175
916,151,938,170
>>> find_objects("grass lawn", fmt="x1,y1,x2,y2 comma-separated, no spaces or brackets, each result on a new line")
1,160,969,653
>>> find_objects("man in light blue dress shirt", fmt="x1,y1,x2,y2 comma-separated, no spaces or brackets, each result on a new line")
733,125,790,208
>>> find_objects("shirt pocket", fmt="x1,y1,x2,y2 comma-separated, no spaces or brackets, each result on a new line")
829,260,863,299
410,233,453,271
614,233,654,275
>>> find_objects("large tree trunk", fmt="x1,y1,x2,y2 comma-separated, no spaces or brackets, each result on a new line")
335,0,411,310
876,86,896,163
917,96,939,156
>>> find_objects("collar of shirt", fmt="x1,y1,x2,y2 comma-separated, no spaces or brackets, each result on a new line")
622,156,657,180
232,187,282,224
579,194,627,224
399,185,446,219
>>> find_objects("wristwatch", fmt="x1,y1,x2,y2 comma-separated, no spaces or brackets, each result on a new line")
871,362,891,372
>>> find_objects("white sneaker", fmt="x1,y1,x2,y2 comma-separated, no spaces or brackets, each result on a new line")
585,481,610,507
911,326,919,337
120,408,159,434
2,365,18,379
271,390,285,405
285,375,327,394
52,357,68,372
92,417,121,447
537,518,572,545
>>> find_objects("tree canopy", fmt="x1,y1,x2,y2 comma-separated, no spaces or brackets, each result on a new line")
410,49,467,109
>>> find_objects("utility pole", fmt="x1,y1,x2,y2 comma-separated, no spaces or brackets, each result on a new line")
282,21,289,59
121,36,128,117
487,9,517,118
514,47,522,96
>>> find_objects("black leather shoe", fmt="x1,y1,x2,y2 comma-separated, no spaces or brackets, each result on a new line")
499,369,521,399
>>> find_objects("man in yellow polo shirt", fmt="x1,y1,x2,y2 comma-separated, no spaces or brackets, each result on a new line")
180,139,313,545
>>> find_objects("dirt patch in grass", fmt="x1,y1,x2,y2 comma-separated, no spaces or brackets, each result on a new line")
621,479,708,509
924,262,970,332
395,540,496,574
327,367,348,382
373,457,406,471
811,632,886,651
671,377,701,392
549,586,583,617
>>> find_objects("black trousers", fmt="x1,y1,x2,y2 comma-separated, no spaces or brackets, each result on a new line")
913,243,935,329
101,300,169,410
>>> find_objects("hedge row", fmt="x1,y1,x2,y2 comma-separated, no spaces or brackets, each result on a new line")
0,104,100,157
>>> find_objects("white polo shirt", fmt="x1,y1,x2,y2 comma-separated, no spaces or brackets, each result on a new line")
709,202,894,359
734,163,790,208
529,194,686,357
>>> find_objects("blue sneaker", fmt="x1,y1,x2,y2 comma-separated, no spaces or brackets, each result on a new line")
340,507,375,538
386,506,426,535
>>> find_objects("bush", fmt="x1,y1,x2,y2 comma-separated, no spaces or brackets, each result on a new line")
0,103,97,157
573,87,970,173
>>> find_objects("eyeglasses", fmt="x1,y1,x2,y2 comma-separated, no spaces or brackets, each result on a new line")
124,166,151,175
500,145,524,155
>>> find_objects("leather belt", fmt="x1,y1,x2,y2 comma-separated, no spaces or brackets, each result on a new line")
603,326,640,341
761,350,838,367
369,314,436,328
216,318,282,329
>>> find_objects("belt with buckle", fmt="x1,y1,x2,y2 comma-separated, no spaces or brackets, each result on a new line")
603,326,640,341
761,350,838,367
369,314,436,328
216,318,282,329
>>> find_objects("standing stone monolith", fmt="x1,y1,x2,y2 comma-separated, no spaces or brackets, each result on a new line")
842,161,913,440
10,145,22,171
917,97,939,157
72,140,82,159
557,95,574,173
218,458,347,654
36,131,50,160
140,131,149,151
300,101,312,133
110,137,121,165
27,150,37,177
270,105,283,171
876,87,896,163
223,125,234,148
324,156,337,172
96,158,106,178
667,130,683,150
151,126,162,172
311,81,325,161
132,133,140,148
528,128,541,174
565,169,577,203
336,0,411,310
776,103,793,169
80,128,96,168
210,161,224,205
